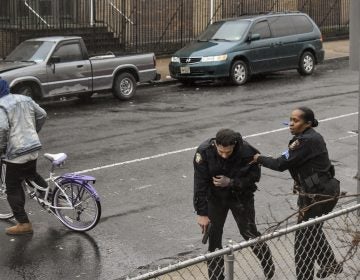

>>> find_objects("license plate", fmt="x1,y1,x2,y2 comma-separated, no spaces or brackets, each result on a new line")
180,66,190,74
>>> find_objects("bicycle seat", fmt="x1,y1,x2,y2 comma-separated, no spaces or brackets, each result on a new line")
44,153,67,166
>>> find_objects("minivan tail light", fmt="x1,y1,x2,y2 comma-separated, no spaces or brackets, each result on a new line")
320,35,323,42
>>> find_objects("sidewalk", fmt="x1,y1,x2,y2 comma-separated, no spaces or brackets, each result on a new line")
155,39,349,82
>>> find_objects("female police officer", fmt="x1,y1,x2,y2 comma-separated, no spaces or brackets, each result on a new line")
252,107,342,280
194,128,274,280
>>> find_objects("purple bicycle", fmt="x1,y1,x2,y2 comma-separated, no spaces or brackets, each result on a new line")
0,153,101,231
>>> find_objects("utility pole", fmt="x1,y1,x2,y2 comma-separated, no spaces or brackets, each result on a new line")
349,0,360,209
210,0,214,24
90,0,95,26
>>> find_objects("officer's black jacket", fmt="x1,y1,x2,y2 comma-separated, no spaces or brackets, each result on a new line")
193,138,260,216
258,128,331,185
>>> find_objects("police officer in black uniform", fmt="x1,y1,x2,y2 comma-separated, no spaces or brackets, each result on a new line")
194,128,275,280
252,107,342,280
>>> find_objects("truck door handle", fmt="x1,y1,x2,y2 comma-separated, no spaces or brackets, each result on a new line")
77,65,84,68
271,42,282,47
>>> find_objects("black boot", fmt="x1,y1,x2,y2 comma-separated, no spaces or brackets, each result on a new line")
253,243,275,279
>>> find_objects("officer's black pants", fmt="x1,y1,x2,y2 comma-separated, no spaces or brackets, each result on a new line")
5,160,47,223
207,196,273,280
295,195,339,280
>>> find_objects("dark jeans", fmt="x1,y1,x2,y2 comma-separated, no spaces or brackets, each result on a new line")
5,159,47,223
295,190,339,280
207,196,273,280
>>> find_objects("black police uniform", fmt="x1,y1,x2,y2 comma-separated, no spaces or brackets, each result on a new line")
257,127,341,280
194,138,274,280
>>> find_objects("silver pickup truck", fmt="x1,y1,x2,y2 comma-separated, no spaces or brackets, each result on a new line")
0,36,160,101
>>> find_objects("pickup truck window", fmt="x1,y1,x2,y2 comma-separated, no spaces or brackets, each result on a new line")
5,41,55,62
52,43,83,63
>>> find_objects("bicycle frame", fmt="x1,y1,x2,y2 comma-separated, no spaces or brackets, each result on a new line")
25,168,100,212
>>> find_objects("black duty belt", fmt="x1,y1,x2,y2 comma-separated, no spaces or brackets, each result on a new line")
301,172,332,191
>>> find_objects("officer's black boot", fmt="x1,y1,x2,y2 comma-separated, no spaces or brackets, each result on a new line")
252,243,275,279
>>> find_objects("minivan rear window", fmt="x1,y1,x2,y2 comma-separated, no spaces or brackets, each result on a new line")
292,15,314,33
269,16,295,37
268,15,314,37
198,20,250,41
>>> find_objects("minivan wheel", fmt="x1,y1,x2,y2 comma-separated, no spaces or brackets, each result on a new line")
298,51,315,76
230,60,249,85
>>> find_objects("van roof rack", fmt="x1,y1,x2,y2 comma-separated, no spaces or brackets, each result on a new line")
266,10,302,14
239,10,301,16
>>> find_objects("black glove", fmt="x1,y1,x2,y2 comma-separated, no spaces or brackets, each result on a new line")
212,175,232,188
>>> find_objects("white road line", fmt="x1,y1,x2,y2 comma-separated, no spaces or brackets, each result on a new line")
135,185,153,190
338,134,357,140
338,131,358,140
75,111,358,174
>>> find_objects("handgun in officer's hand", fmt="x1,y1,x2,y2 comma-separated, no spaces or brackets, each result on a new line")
202,223,212,244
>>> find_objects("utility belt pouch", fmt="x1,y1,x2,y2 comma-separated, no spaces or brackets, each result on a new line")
303,173,320,191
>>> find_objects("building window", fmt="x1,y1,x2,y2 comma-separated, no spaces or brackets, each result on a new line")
39,0,52,16
0,0,10,18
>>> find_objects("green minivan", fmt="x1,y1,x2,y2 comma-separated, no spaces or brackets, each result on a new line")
169,12,324,85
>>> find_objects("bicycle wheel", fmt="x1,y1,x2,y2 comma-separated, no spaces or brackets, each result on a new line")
0,187,13,220
52,182,101,231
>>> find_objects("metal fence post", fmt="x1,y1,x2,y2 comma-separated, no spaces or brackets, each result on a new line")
225,240,234,280
210,0,214,24
90,0,95,26
350,0,360,215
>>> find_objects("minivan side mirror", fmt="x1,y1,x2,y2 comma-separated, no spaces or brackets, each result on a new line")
248,33,261,42
49,56,61,64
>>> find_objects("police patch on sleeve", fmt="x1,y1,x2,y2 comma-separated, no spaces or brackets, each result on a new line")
289,139,300,150
195,152,202,164
282,149,290,159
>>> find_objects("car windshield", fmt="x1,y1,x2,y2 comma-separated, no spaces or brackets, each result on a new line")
198,20,250,41
5,41,56,62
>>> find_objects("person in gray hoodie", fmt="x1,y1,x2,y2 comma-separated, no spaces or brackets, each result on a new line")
0,78,47,235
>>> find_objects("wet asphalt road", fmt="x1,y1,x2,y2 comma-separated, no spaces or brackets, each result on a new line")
0,58,358,280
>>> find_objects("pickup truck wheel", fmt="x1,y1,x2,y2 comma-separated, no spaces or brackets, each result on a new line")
230,60,249,85
12,84,40,100
113,72,136,100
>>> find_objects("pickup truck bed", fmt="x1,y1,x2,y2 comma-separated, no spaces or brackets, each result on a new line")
0,36,160,101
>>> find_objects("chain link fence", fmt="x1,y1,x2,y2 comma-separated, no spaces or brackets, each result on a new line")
125,203,360,280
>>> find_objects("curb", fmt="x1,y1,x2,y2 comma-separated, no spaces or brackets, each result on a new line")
323,55,349,63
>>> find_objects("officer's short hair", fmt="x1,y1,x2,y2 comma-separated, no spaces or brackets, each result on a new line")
215,129,243,147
